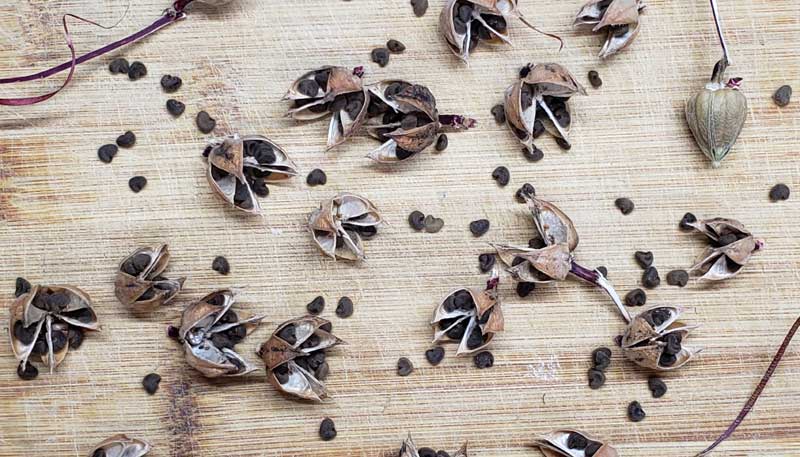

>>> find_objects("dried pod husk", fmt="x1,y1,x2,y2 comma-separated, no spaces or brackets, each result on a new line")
89,435,151,457
115,244,185,312
177,289,264,378
574,0,645,59
399,435,468,457
258,316,343,402
431,276,503,356
205,134,298,215
308,193,384,261
686,217,763,281
622,305,701,371
9,284,99,374
533,429,618,457
685,59,747,168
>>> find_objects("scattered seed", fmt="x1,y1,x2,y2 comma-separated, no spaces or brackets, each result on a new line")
15,277,31,298
625,288,647,307
515,183,535,202
587,369,606,389
196,111,216,134
335,297,354,318
615,197,634,215
567,432,588,450
597,266,608,278
397,357,414,376
478,253,496,273
307,169,327,186
128,176,147,193
160,74,182,93
773,85,792,107
523,145,544,162
127,61,147,80
469,219,490,237
17,362,38,381
97,144,118,163
434,134,448,152
319,417,337,441
423,215,444,233
307,296,325,315
371,48,390,67
109,58,130,74
387,39,406,53
679,212,697,230
491,104,506,124
474,351,494,368
212,256,230,275
516,281,535,298
588,70,602,88
410,0,428,17
419,448,436,457
634,251,654,269
666,269,689,287
491,166,510,186
769,184,790,201
555,138,571,150
408,211,426,231
116,131,136,148
142,373,161,395
648,377,668,398
627,401,646,422
642,267,660,289
592,347,612,371
166,99,185,116
425,347,445,366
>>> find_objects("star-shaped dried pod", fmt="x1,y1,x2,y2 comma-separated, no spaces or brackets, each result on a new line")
399,435,468,457
308,192,385,261
88,435,151,457
176,289,265,378
115,244,185,312
205,134,298,215
284,66,369,149
257,316,343,402
431,273,503,356
532,429,618,457
9,284,99,375
685,217,763,281
365,80,475,163
622,305,701,371
574,0,646,59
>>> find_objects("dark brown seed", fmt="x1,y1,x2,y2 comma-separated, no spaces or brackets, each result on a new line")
532,119,545,138
516,281,535,297
478,253,496,273
319,417,337,441
408,210,425,231
387,39,406,53
423,215,445,233
555,137,571,150
419,448,436,457
15,277,31,298
128,176,147,193
627,401,646,422
529,237,546,249
436,451,450,457
335,297,354,318
585,442,602,457
160,74,182,93
587,70,602,88
567,432,588,450
116,131,136,148
680,212,697,230
371,48,390,67
251,178,269,197
597,266,608,278
142,373,161,395
519,65,531,78
307,169,327,186
587,368,605,389
212,256,230,275
411,0,428,17
397,357,414,376
642,267,660,289
307,296,325,315
435,134,448,152
625,288,647,307
515,183,535,202
17,362,38,381
492,166,510,186
717,233,738,246
98,144,118,163
425,347,445,366
474,351,494,369
109,58,129,74
592,347,612,371
615,197,634,215
469,219,490,237
634,251,653,269
523,145,544,162
166,99,185,116
127,61,147,80
648,376,668,398
68,328,84,349
666,269,689,287
196,111,216,134
773,85,792,107
297,79,320,97
491,104,506,124
769,184,790,201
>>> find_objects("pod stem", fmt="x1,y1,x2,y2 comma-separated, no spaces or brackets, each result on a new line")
569,261,631,323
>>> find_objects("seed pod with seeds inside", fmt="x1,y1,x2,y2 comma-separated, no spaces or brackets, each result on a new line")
205,134,298,215
88,435,151,457
574,0,646,59
532,429,618,457
621,305,701,371
284,66,369,150
399,435,468,457
364,80,475,163
9,284,99,375
176,289,265,378
258,316,343,402
684,217,763,281
308,193,384,261
115,244,185,312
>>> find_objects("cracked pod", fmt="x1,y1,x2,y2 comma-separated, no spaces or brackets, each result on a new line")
533,429,618,457
9,284,99,375
89,435,151,457
399,435,468,457
284,66,369,150
431,274,503,356
686,217,763,281
622,305,701,371
258,316,343,402
308,193,385,261
177,289,265,378
205,134,298,215
365,80,475,163
574,0,646,59
504,63,586,154
115,244,185,312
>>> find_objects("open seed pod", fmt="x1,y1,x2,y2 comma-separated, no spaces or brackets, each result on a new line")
258,316,343,402
204,134,298,215
431,273,503,356
533,429,617,457
89,435,151,457
177,289,265,378
399,435,468,457
308,193,384,261
284,66,369,149
9,284,98,376
622,305,701,371
115,244,185,312
365,80,475,163
574,0,646,59
685,217,763,280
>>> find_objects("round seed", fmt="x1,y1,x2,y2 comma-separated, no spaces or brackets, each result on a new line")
160,74,182,93
769,183,790,201
387,39,406,53
307,296,325,315
212,256,230,275
474,351,494,369
307,169,327,186
319,417,337,441
666,269,689,287
490,104,506,124
166,99,185,116
478,253,495,273
17,362,38,381
371,48,390,67
408,210,425,231
435,134,448,152
625,288,647,307
335,297,354,318
634,251,654,269
196,111,216,134
469,219,490,237
592,347,612,371
773,85,792,107
425,347,445,366
491,166,510,186
397,357,414,376
128,176,147,193
627,401,646,422
142,373,161,395
109,58,129,74
615,197,635,215
523,145,544,162
588,368,606,389
648,377,668,398
97,144,118,163
642,267,661,289
116,131,136,148
679,212,697,230
516,281,535,297
587,70,602,88
127,61,147,80
411,0,429,17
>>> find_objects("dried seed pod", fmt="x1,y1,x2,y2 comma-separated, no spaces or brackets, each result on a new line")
284,66,369,149
115,244,185,312
205,134,298,214
176,289,265,378
258,316,343,401
574,0,646,59
364,80,475,163
533,429,617,457
399,435,468,457
685,217,764,281
89,435,151,457
9,284,98,375
621,305,701,371
308,193,385,261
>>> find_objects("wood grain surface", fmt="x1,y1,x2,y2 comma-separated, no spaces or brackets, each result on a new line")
1,1,799,456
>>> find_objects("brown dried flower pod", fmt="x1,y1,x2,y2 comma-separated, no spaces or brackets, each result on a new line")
115,244,185,312
574,0,646,59
88,435,151,457
364,80,475,163
308,193,385,261
284,66,369,149
176,289,265,378
9,284,99,375
622,305,701,371
258,316,343,402
685,217,764,281
204,134,298,215
399,435,467,457
533,429,618,457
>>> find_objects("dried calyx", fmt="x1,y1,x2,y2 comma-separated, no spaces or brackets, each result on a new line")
308,193,385,261
532,429,617,457
574,0,646,59
504,63,586,154
115,244,185,312
399,435,467,457
621,305,700,371
685,218,763,281
258,316,343,401
174,289,265,377
89,435,151,457
204,134,298,214
9,284,99,376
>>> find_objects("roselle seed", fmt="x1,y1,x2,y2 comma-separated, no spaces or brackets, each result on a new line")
555,138,571,151
519,65,531,78
474,351,494,369
435,134,448,152
160,74,182,93
649,308,672,327
196,111,216,134
627,401,646,422
423,215,444,233
478,253,496,273
251,178,269,197
411,0,428,17
319,417,337,441
128,176,147,193
13,321,35,345
663,332,682,355
50,331,68,352
529,237,546,249
212,256,230,275
588,368,606,389
659,351,678,367
297,79,319,97
166,99,185,116
46,292,70,312
648,376,668,398
491,104,506,124
633,251,653,269
397,357,414,376
523,145,544,162
17,362,38,381
116,131,136,148
516,281,535,297
592,347,612,371
15,277,31,298
436,451,450,457
307,169,327,186
769,183,790,201
492,166,510,186
98,144,118,163
585,442,602,457
387,39,406,53
469,219,490,237
642,267,660,288
127,61,147,80
408,210,425,231
625,288,647,307
371,48,390,67
418,448,436,457
615,197,634,215
587,70,602,88
466,327,483,349
142,373,161,395
307,296,325,315
773,85,792,107
666,269,689,287
717,233,738,246
679,212,697,230
515,183,535,202
335,296,354,318
567,432,588,450
597,266,608,277
109,58,129,74
425,347,445,365
532,119,545,138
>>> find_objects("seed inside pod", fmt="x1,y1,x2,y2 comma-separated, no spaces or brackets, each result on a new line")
491,166,510,186
769,184,790,201
98,144,118,163
15,277,31,298
425,347,445,365
68,327,84,349
474,351,494,369
116,131,136,148
307,296,325,315
128,61,147,80
567,432,588,449
642,267,660,288
397,357,414,376
666,269,689,287
160,74,182,93
648,376,667,398
615,197,634,215
142,373,161,395
634,251,653,269
196,111,216,134
588,368,605,389
624,288,647,307
109,58,130,74
128,176,147,193
166,99,185,116
335,297,354,318
679,212,697,230
627,401,646,422
319,417,337,441
773,85,792,107
469,219,490,237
